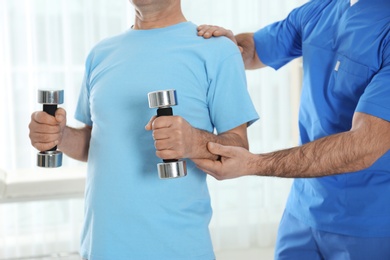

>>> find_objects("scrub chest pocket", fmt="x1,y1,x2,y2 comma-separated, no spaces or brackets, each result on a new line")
330,55,370,104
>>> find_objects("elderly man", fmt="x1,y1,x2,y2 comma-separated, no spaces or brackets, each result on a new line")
28,0,258,259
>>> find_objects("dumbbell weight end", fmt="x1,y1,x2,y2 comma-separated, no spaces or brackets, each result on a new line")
37,151,63,168
157,160,187,179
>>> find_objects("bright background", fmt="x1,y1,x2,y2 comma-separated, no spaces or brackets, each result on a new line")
0,0,306,259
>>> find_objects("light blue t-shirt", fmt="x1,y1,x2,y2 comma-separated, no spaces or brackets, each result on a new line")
254,0,390,237
75,22,259,259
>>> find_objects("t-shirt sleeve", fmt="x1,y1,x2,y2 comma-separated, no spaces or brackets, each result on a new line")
207,50,259,134
74,50,94,126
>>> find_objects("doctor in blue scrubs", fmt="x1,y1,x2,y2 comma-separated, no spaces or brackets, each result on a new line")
195,0,390,259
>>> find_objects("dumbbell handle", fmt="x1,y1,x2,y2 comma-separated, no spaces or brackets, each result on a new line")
43,104,58,152
157,107,173,117
157,107,178,163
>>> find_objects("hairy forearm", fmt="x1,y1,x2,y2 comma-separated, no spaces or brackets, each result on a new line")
191,125,248,160
256,130,385,178
58,126,91,162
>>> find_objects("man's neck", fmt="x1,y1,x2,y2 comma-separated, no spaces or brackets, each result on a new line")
133,15,186,30
132,3,186,30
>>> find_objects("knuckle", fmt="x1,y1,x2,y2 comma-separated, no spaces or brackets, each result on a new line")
35,111,46,122
176,139,184,148
34,143,46,152
154,140,163,150
154,117,164,127
28,121,33,131
156,151,164,159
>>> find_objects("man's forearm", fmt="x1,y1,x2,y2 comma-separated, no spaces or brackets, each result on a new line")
191,125,248,160
58,125,91,162
256,128,387,178
235,33,265,70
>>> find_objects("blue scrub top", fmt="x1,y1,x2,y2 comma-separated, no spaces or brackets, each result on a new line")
254,0,390,237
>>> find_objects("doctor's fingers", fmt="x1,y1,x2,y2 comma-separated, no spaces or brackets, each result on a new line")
197,25,236,41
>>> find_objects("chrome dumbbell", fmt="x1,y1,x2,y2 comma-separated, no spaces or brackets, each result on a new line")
148,89,187,179
37,89,64,168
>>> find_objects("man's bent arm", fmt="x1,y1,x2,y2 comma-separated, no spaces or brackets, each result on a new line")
147,116,249,161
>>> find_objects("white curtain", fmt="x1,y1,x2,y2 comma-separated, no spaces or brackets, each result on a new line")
0,0,306,258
